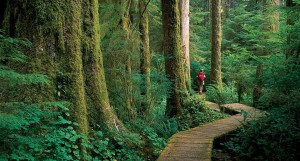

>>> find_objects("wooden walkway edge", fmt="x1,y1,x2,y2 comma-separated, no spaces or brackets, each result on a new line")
156,102,267,161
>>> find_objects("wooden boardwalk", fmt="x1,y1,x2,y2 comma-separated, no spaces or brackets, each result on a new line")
156,102,266,161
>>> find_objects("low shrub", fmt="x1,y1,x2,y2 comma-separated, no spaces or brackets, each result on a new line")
178,95,229,131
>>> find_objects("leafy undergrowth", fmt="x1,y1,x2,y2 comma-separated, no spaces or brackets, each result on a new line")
0,102,146,161
212,106,300,161
178,95,230,131
212,131,240,161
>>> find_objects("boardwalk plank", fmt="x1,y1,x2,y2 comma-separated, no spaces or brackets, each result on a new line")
157,102,266,161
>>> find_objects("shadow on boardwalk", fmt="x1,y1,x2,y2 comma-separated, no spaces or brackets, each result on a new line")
157,102,267,161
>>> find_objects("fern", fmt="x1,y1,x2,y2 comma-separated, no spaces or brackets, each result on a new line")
0,31,48,89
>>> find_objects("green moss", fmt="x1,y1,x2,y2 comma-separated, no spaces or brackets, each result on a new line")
2,0,132,158
162,0,188,117
80,0,127,131
3,0,89,135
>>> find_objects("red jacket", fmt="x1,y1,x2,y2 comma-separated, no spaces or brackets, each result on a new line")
197,72,206,82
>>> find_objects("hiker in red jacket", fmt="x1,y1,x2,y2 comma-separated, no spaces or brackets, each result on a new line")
197,68,206,94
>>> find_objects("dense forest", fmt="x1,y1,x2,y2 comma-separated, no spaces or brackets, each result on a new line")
0,0,299,160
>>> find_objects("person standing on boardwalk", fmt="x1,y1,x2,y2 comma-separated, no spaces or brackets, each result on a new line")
197,68,206,94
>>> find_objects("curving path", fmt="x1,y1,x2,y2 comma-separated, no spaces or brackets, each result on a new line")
156,102,266,161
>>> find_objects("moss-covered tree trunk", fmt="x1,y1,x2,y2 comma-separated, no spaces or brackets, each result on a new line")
162,0,188,117
2,1,89,157
3,0,89,135
180,0,191,93
99,0,137,120
81,0,125,131
121,0,136,119
139,0,152,115
210,0,223,90
262,0,280,32
2,0,125,143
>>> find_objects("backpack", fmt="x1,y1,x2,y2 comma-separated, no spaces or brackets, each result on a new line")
197,72,205,82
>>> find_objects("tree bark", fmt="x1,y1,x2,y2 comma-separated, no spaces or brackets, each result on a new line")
162,0,188,117
81,0,125,131
102,0,136,120
4,0,91,135
180,0,191,93
139,0,152,115
2,1,126,156
253,64,263,107
122,0,135,119
262,0,280,34
210,0,223,90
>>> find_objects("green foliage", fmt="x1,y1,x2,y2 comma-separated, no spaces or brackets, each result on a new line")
98,2,172,123
0,31,143,161
223,106,300,161
0,31,80,160
222,2,265,52
148,0,163,53
222,46,256,83
94,133,147,161
0,31,48,89
255,52,300,109
217,3,300,160
152,117,178,139
190,0,211,58
221,46,258,105
206,83,237,105
178,95,229,131
0,102,144,161
126,118,167,160
189,0,211,91
0,102,82,160
0,30,30,62
137,125,166,158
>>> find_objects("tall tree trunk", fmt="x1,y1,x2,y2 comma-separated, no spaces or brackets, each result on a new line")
81,0,125,131
162,0,188,117
4,0,90,137
180,0,191,93
210,0,223,90
139,0,152,115
103,0,136,120
122,0,135,119
253,64,263,107
2,1,126,156
262,0,280,33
